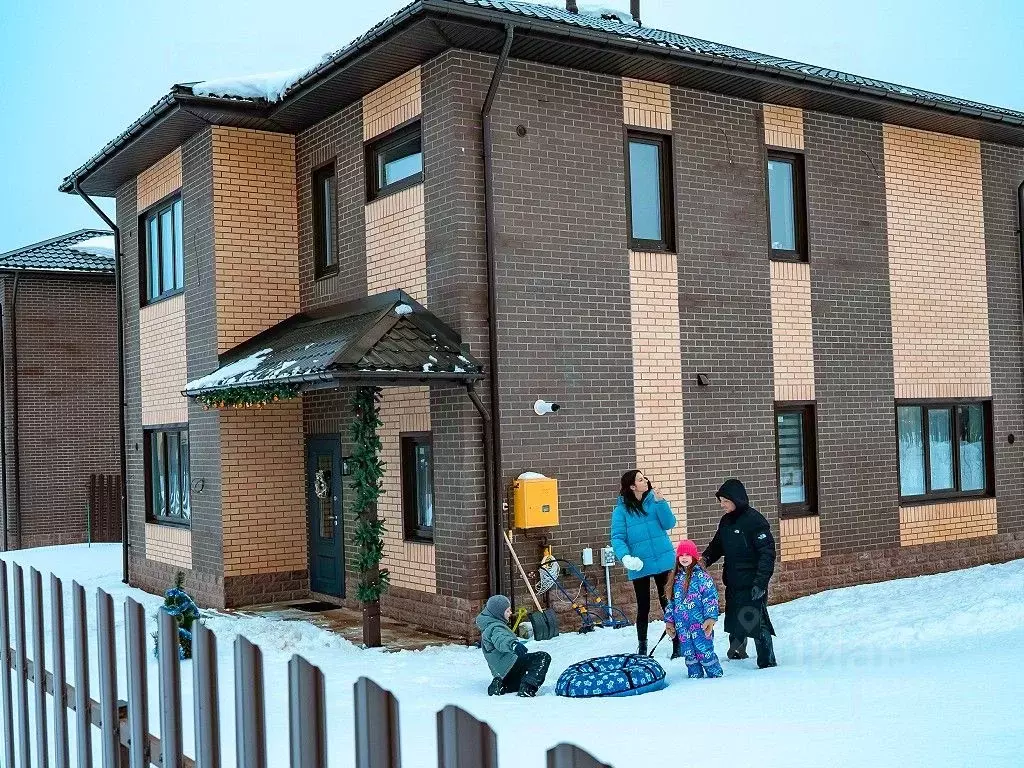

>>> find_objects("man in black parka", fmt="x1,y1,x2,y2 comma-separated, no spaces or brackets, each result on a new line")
700,478,778,668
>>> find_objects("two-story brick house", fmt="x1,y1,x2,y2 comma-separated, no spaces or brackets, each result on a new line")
61,1,1024,639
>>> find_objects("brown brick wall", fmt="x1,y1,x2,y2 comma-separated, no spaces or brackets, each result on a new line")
2,274,119,549
884,125,991,400
139,293,188,425
220,400,306,577
211,126,299,352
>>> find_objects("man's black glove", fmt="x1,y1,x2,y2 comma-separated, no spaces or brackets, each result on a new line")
514,642,528,658
751,586,766,603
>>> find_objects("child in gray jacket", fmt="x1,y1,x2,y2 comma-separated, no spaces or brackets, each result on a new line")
475,595,551,697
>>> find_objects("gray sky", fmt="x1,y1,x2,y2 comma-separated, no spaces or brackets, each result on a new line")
1,0,1022,252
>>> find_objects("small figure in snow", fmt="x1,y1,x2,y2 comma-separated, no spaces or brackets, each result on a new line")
475,595,551,697
610,470,677,655
663,540,723,678
701,478,778,669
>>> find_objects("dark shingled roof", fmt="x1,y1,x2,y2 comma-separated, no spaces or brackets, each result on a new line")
0,229,115,274
183,290,484,395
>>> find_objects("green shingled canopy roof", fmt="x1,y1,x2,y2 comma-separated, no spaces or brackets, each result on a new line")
0,229,114,274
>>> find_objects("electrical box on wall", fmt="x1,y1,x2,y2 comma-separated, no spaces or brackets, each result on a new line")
512,476,559,529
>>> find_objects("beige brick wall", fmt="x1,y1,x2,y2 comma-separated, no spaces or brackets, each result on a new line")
629,252,686,535
365,184,426,302
780,515,821,562
139,294,188,425
363,67,421,141
212,127,300,353
899,498,997,546
770,260,815,402
622,78,672,130
220,401,307,576
763,105,804,150
145,523,192,569
378,387,436,592
137,148,182,211
883,125,991,400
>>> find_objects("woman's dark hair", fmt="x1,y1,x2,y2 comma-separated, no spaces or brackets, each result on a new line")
620,470,648,515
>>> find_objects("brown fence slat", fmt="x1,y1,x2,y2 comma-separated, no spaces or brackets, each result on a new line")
0,561,14,768
13,565,30,768
158,609,183,768
49,575,70,768
192,623,221,768
125,598,149,768
234,636,266,768
354,677,401,768
288,655,326,768
96,590,118,768
436,706,497,768
29,568,49,768
72,582,93,768
546,745,612,768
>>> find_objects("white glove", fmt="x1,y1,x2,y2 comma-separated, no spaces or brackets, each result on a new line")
622,555,644,571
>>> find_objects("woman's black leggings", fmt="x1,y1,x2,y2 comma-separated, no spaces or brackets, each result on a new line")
632,570,671,644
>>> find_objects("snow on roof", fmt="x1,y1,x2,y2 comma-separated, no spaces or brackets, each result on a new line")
535,2,640,26
184,348,274,392
191,52,335,102
69,235,115,258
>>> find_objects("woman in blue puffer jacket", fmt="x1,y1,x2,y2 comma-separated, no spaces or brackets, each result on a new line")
610,470,677,655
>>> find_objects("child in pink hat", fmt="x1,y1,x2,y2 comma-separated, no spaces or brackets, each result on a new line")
662,539,723,678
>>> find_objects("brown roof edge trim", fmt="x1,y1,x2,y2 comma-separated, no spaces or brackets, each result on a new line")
422,0,1024,129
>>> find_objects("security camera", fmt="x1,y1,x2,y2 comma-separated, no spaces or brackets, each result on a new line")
534,399,561,416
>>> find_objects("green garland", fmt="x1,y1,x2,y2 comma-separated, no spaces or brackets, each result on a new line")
197,383,300,410
350,386,390,603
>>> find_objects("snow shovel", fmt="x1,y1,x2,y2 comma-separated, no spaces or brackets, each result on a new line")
503,531,559,641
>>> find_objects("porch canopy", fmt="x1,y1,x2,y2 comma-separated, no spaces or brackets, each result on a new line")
182,290,483,397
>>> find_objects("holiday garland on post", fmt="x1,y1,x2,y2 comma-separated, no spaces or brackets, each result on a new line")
152,571,201,660
196,383,300,410
350,386,390,647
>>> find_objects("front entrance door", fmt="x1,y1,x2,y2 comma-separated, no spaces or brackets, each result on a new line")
307,437,344,596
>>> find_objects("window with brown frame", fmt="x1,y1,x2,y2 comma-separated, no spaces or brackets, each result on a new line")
366,121,423,201
774,403,818,517
144,425,191,526
626,130,675,252
312,163,337,279
140,196,184,304
896,401,993,503
766,150,807,261
401,432,434,542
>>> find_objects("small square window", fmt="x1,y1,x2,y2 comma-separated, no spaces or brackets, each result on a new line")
140,196,184,304
625,131,674,252
897,401,993,503
401,432,434,542
144,425,191,526
312,163,337,279
766,150,807,261
775,403,818,517
366,122,423,201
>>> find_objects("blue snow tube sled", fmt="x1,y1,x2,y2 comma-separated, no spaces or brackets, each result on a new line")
555,654,667,698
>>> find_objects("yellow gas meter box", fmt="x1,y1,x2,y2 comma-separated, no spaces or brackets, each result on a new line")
513,475,559,529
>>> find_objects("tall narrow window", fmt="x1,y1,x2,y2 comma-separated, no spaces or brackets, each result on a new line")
775,403,817,517
401,432,434,542
766,151,807,261
897,401,993,502
145,426,191,525
626,131,674,251
312,163,337,278
141,196,184,303
366,121,423,201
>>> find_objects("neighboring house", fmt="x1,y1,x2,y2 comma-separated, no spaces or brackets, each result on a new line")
59,0,1024,639
0,229,120,550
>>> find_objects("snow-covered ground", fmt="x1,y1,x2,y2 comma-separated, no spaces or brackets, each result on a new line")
3,545,1023,767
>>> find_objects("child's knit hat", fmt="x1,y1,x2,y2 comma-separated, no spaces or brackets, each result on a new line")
484,594,511,620
676,539,700,560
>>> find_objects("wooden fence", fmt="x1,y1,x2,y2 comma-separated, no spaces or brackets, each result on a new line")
0,559,611,768
86,476,121,545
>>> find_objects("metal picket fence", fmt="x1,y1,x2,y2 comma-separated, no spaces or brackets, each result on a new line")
0,559,610,768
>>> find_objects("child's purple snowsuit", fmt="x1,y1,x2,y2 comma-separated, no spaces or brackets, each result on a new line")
664,566,724,678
